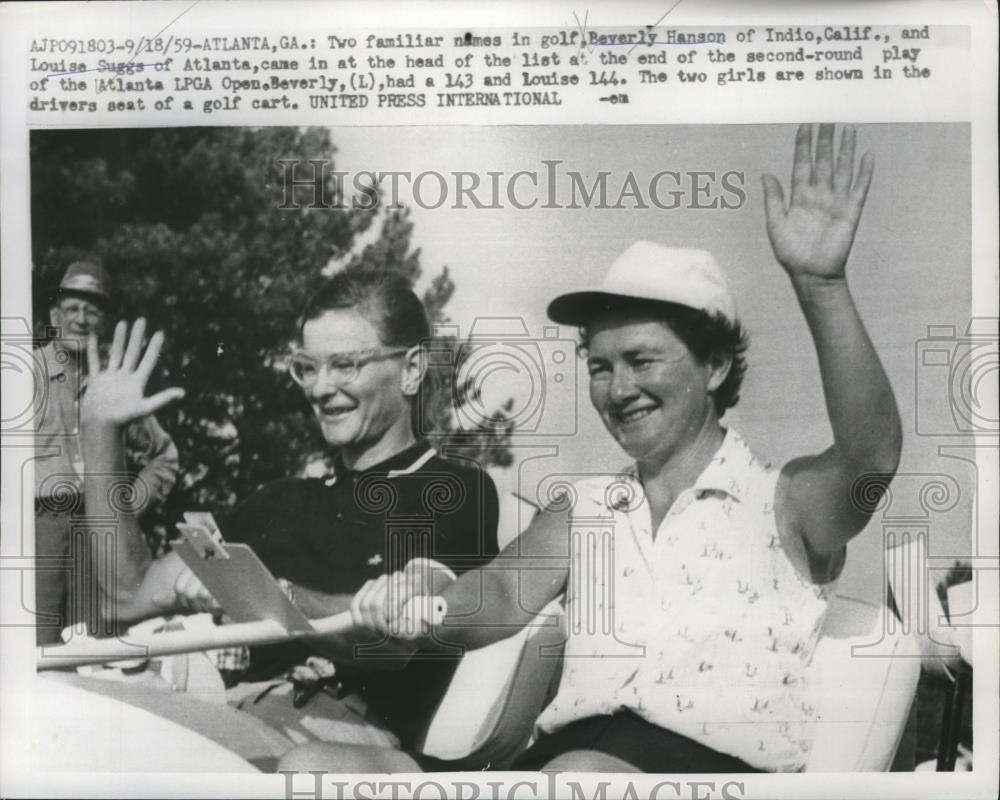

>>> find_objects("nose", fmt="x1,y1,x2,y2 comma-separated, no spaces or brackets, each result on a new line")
64,307,101,328
307,365,343,402
609,364,640,404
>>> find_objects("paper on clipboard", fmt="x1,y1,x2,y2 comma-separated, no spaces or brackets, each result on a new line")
173,522,315,635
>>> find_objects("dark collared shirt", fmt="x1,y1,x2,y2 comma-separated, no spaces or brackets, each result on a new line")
219,440,500,745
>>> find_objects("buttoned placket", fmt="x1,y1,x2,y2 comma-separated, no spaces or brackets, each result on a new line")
51,356,87,491
323,473,349,533
70,370,86,485
617,483,722,643
333,478,345,524
612,478,658,647
622,479,702,577
322,443,436,568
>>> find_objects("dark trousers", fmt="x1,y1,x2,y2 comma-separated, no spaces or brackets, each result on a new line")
34,507,74,645
513,711,763,773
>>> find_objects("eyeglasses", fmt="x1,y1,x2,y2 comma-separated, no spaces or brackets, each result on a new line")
287,347,410,387
57,300,104,322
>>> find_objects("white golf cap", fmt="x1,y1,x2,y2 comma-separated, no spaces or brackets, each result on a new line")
547,241,737,326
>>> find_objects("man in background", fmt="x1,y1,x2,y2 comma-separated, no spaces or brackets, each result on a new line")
33,261,179,644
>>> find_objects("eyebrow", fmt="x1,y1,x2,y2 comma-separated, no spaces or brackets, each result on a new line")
587,347,658,362
297,348,375,359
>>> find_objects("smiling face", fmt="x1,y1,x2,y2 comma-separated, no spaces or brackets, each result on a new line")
300,308,418,468
49,294,106,354
586,309,730,468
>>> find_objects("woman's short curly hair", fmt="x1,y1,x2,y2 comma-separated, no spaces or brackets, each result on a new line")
579,299,749,418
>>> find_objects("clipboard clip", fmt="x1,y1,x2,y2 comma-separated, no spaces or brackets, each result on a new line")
176,520,231,561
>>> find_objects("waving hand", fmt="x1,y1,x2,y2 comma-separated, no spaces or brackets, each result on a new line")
82,318,185,426
762,123,874,280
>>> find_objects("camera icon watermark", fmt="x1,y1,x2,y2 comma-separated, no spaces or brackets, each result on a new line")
0,316,64,437
915,318,999,436
424,317,578,439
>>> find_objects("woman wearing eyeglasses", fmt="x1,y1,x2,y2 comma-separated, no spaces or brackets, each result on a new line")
75,266,500,752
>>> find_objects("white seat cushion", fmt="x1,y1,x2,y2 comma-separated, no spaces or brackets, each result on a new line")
805,595,920,771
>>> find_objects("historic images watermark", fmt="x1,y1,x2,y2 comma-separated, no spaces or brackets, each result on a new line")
280,770,747,800
278,160,748,212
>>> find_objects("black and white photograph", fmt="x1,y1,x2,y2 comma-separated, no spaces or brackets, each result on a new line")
0,3,996,799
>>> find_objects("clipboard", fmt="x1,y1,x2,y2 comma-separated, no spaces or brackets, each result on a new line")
173,517,315,635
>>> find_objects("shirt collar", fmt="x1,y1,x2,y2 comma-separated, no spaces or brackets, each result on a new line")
621,427,752,505
689,427,754,502
324,440,435,487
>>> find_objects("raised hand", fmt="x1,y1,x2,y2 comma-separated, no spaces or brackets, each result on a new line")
762,124,874,281
82,318,185,427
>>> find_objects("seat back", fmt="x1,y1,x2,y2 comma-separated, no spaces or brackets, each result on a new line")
417,602,565,766
804,594,920,771
417,491,564,767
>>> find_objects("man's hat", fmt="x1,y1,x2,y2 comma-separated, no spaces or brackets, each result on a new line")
54,261,112,308
547,241,736,327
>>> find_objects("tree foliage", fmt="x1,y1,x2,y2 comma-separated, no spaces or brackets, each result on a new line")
31,127,512,523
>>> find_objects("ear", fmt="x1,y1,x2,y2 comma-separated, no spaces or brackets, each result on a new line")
400,344,427,397
49,305,60,328
705,350,733,393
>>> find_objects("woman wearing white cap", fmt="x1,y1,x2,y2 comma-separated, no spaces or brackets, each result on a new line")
282,123,901,773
